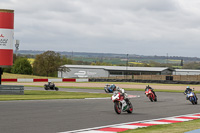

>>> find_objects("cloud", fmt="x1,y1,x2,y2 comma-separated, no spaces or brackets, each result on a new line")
1,0,200,57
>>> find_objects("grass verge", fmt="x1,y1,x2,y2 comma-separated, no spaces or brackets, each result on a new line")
53,86,200,94
2,72,59,79
15,84,200,94
122,119,200,133
0,90,112,101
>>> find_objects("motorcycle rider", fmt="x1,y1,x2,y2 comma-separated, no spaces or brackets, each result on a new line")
109,84,128,101
145,85,157,97
48,81,55,88
184,86,198,100
104,84,111,92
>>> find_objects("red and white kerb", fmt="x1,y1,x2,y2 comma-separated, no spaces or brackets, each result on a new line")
0,9,14,67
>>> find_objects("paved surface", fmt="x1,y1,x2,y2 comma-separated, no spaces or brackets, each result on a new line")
0,87,199,133
66,113,200,133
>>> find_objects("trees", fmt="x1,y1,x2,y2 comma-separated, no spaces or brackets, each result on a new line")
183,62,200,69
11,57,32,75
33,51,62,77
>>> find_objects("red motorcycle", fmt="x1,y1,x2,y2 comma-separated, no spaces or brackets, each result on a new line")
145,88,157,102
111,91,133,114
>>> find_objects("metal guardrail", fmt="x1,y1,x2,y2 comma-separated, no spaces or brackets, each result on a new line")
0,85,24,95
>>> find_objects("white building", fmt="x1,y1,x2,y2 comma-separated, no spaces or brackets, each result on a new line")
173,69,200,75
58,65,173,78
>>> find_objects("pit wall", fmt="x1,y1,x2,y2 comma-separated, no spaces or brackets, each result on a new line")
1,78,89,82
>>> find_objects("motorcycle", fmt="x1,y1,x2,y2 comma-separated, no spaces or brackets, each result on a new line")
104,86,113,93
184,89,198,105
145,88,157,102
44,82,59,91
111,91,133,114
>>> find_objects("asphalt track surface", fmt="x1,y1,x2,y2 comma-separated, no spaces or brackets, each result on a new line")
0,87,200,133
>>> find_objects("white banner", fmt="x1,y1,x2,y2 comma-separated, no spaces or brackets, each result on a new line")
0,29,14,49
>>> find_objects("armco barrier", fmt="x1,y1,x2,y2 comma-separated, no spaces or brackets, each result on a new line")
33,79,48,82
76,78,89,82
0,85,24,95
2,79,17,82
18,79,34,82
62,78,76,82
1,78,88,82
48,79,62,82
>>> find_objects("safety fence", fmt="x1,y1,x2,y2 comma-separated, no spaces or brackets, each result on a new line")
0,85,24,95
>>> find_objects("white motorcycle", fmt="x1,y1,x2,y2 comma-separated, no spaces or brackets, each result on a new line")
111,91,133,114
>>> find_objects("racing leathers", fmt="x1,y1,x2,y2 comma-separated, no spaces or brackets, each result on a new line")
145,86,157,97
114,86,128,101
184,87,198,100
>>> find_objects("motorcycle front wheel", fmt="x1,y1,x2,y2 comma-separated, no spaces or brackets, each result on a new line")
148,95,153,102
114,101,122,114
190,97,195,105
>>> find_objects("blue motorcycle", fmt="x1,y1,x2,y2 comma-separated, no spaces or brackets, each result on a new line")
104,85,113,93
184,90,198,105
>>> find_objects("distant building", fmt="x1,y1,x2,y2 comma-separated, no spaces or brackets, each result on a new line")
173,69,200,75
58,65,173,78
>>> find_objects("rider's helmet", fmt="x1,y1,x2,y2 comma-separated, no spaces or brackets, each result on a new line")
105,84,109,87
109,84,116,92
187,86,190,89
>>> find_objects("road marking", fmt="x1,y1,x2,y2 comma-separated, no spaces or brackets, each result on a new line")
85,95,140,99
85,97,111,99
60,113,200,133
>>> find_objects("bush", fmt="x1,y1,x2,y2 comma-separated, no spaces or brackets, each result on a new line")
11,58,32,75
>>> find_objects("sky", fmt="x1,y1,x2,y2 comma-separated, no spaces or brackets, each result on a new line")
1,0,200,57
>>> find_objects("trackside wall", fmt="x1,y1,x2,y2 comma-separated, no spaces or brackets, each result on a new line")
2,78,89,82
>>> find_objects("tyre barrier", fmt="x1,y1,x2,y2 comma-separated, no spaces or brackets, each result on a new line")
89,79,200,84
0,85,24,95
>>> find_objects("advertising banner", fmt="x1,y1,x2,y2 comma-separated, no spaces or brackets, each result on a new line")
0,9,14,67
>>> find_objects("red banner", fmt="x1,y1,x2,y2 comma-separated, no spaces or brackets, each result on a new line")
0,10,14,67
0,12,14,29
0,49,13,66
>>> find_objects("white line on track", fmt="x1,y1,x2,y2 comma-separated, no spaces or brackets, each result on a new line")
85,95,140,100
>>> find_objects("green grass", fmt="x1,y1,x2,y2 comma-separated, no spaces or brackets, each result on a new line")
2,72,59,79
122,119,200,133
29,86,199,94
15,83,200,94
0,90,112,101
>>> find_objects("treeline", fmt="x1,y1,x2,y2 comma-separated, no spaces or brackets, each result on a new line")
4,51,90,77
18,50,200,62
4,51,200,77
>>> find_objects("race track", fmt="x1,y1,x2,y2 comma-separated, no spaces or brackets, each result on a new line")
0,87,199,133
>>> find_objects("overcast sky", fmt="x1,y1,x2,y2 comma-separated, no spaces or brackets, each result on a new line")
1,0,200,57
